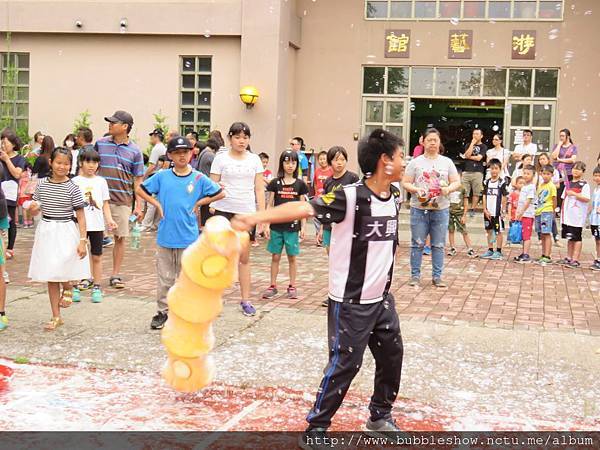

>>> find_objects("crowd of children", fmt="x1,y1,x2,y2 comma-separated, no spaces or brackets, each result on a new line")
1,120,600,335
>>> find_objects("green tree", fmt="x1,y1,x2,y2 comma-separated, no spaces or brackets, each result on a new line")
73,110,92,134
146,110,169,153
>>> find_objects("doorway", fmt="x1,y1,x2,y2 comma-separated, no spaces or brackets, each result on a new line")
409,98,504,169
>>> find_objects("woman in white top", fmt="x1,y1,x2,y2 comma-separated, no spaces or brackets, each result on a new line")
210,122,265,317
485,134,509,181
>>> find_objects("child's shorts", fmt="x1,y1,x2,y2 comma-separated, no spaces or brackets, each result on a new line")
87,231,104,256
535,212,554,235
448,210,466,233
562,224,582,242
267,229,300,256
322,228,332,248
592,225,600,241
521,217,534,241
484,216,505,233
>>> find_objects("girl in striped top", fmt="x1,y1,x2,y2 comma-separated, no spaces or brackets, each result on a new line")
26,147,90,331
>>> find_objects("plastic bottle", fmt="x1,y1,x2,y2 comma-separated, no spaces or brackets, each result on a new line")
130,222,142,250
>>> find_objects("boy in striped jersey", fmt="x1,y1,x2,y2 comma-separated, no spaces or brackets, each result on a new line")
233,129,406,445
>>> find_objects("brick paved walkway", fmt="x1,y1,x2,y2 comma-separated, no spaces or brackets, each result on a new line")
6,227,600,335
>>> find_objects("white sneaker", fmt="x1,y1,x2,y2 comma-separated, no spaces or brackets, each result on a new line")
3,271,9,284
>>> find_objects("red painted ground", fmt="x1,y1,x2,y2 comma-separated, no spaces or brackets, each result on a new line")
0,359,597,433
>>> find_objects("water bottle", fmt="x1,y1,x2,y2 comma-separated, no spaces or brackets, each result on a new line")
130,216,141,250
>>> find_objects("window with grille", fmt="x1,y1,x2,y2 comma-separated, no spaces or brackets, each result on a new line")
0,52,30,132
179,56,212,137
365,0,563,20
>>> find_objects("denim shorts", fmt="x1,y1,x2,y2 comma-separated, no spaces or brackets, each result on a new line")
535,212,554,235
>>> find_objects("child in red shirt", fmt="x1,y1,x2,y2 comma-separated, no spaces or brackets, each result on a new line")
313,151,333,197
508,176,524,222
312,151,333,243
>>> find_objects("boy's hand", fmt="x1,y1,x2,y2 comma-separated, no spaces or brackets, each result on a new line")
317,229,323,245
483,209,491,219
156,204,165,220
231,214,257,232
106,219,118,230
460,214,466,225
264,227,271,239
77,241,87,259
299,228,305,240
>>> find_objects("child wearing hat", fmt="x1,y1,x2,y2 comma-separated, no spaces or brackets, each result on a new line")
136,136,224,330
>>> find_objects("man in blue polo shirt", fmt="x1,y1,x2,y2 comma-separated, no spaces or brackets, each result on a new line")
96,110,144,289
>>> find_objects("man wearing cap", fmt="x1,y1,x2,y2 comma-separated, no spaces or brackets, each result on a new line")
136,136,224,329
96,110,144,290
146,128,167,178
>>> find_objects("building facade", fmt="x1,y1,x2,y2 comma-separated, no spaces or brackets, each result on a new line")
0,0,598,172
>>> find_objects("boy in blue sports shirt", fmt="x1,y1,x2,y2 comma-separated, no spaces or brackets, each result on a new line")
136,136,224,330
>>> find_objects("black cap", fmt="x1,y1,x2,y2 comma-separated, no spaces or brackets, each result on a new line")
104,110,134,126
149,128,164,138
167,136,192,152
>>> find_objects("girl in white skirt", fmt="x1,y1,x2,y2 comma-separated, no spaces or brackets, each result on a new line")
26,147,90,331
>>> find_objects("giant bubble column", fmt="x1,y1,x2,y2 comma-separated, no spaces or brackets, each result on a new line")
161,216,249,392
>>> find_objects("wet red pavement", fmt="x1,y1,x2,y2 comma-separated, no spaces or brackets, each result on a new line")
0,359,597,432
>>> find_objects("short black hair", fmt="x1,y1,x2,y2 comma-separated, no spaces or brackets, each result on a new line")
205,138,220,152
572,161,586,172
187,131,199,141
277,150,299,179
79,148,100,165
317,150,327,159
157,155,168,163
326,146,348,166
593,165,600,176
228,122,251,138
541,164,554,174
522,164,535,173
488,158,502,169
258,152,269,160
77,127,93,143
357,128,404,176
515,176,524,184
523,129,533,136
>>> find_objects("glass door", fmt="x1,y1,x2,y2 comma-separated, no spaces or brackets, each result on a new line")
505,100,556,154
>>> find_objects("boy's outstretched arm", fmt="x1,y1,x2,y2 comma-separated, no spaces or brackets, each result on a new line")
232,202,314,232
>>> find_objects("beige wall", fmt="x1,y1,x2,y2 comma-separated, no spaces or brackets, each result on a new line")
294,0,600,173
0,0,242,36
2,33,242,150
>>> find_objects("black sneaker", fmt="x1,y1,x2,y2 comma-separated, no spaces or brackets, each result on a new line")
365,416,402,438
298,427,329,450
150,311,168,329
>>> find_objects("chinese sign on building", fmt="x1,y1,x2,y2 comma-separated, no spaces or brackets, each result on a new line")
512,30,536,60
448,30,473,59
384,30,411,58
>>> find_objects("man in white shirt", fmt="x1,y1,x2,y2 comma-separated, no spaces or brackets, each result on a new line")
512,129,538,162
146,129,167,178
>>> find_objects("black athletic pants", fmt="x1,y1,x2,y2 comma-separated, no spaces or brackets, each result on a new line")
306,293,404,429
7,205,16,250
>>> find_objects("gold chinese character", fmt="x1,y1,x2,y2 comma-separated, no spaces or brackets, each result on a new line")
512,33,535,55
386,32,410,53
450,33,470,53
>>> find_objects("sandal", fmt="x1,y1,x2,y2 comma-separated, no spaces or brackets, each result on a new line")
44,316,64,331
59,290,73,308
77,279,94,290
109,276,125,289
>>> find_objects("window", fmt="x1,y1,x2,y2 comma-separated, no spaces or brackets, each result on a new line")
363,67,386,94
459,68,482,96
363,98,407,139
435,68,458,96
365,0,563,19
0,53,29,132
180,56,212,136
387,67,409,94
508,69,532,97
507,101,555,152
534,69,558,97
483,68,507,96
411,68,434,95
